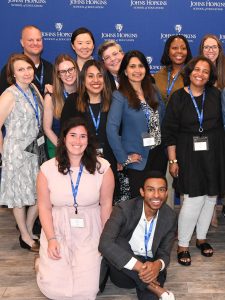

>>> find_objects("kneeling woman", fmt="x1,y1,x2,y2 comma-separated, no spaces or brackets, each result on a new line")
36,117,114,299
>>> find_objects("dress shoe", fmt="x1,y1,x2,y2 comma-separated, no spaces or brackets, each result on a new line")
19,236,39,253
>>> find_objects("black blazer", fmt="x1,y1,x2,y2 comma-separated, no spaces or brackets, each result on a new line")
99,197,177,270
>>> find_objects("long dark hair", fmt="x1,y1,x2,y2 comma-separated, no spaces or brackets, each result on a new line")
118,50,158,110
56,117,101,175
183,56,217,87
76,60,112,112
160,35,192,66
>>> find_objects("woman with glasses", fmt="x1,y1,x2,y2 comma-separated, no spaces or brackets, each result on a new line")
43,54,78,158
71,27,95,71
199,34,225,226
199,34,225,90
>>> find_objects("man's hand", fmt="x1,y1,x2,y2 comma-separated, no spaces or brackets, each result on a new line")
138,260,161,283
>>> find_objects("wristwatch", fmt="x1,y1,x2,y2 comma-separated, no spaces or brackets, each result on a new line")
169,159,178,164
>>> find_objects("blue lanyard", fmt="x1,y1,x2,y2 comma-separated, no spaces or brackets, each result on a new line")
140,101,151,133
69,164,83,214
144,218,155,259
15,83,40,128
188,86,205,133
35,61,44,92
166,71,180,99
88,105,101,135
63,90,69,99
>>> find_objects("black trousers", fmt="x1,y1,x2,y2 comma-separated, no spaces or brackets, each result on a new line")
108,256,167,300
127,144,168,199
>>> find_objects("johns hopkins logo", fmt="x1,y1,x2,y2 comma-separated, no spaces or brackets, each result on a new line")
8,0,47,7
115,24,123,33
146,56,153,64
160,25,197,43
130,0,167,10
69,0,107,9
190,1,225,11
174,24,182,34
55,23,63,32
146,56,161,74
42,23,72,42
101,24,138,42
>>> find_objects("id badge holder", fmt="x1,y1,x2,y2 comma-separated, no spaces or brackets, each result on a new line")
96,148,103,156
70,214,85,228
193,136,209,151
142,132,155,147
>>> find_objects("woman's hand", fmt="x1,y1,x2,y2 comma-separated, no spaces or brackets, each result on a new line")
47,239,61,260
44,84,53,95
169,162,179,178
129,153,142,163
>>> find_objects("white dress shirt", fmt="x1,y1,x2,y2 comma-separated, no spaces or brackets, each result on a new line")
124,203,165,271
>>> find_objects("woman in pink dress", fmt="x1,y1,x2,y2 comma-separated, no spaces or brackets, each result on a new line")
36,116,114,299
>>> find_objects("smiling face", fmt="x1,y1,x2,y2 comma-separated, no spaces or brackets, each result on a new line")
169,37,187,67
85,65,104,97
13,59,34,88
125,57,146,85
102,45,124,76
58,60,77,87
72,33,94,60
140,178,168,216
65,126,88,159
202,37,220,64
189,60,210,89
20,27,43,57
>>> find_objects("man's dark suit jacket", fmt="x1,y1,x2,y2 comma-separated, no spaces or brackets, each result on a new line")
99,197,177,271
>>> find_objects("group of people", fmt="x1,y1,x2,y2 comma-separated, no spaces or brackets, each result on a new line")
0,24,225,300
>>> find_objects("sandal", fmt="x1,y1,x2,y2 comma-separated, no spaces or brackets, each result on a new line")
177,251,191,266
196,242,213,257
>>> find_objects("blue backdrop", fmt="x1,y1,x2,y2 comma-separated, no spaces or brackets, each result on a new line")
1,0,225,73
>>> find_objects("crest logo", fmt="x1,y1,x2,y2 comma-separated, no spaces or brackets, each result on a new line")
174,24,182,34
115,24,123,32
55,23,63,32
146,56,153,64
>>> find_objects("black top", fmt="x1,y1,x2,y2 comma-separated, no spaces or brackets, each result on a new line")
0,58,53,96
162,86,225,197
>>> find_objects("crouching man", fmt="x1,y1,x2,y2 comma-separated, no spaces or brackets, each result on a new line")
99,171,177,300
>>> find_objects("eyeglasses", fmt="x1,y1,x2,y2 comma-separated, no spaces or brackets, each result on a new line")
58,67,76,76
103,51,121,63
203,45,219,51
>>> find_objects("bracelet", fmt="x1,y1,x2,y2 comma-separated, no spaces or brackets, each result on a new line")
122,156,132,167
169,159,178,164
48,236,57,242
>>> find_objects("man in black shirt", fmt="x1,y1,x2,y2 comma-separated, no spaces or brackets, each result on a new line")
0,25,53,96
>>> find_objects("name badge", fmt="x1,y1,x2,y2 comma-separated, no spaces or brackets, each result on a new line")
193,136,209,151
70,216,85,228
37,135,45,147
96,148,103,156
142,132,155,147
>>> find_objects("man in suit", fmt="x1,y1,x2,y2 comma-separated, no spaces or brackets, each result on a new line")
99,171,177,300
98,40,124,91
0,25,52,96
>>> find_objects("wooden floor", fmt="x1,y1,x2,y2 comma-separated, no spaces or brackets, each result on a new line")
0,206,224,300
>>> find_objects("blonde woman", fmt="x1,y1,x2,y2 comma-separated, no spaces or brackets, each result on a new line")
43,54,78,158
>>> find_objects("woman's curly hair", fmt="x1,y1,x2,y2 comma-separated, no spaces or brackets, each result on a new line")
56,116,101,175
